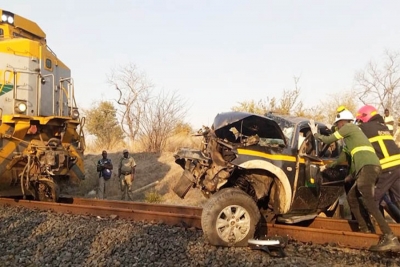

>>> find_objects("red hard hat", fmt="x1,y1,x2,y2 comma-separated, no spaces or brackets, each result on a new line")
356,105,377,123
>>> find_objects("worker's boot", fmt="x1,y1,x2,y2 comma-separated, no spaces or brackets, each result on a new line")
369,233,400,252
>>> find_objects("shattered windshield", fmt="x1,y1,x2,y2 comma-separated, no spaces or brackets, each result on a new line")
282,126,295,142
265,113,296,143
212,112,286,145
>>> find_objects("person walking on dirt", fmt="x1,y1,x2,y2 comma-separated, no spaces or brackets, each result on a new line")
309,110,400,252
118,149,136,201
97,150,113,199
355,105,400,223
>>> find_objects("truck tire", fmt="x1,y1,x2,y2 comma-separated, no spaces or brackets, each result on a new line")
201,187,261,246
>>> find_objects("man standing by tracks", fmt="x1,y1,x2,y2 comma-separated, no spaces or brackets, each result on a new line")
309,110,400,252
97,150,113,199
355,105,400,223
118,149,136,201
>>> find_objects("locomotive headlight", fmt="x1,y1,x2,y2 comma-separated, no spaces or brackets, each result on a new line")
1,12,14,25
71,108,80,120
15,101,27,113
7,16,14,24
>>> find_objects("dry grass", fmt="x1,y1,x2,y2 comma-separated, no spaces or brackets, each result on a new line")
67,135,206,207
144,190,163,203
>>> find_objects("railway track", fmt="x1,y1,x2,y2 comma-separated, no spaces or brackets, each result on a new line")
0,197,202,228
1,197,399,250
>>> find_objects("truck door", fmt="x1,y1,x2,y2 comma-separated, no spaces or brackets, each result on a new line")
290,131,322,212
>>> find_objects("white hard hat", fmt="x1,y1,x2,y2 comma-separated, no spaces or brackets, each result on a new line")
334,110,354,124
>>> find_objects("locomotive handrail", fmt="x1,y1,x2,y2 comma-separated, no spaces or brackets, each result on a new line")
39,73,54,116
5,46,36,57
2,69,12,96
78,117,86,151
46,45,57,58
58,77,75,116
5,69,44,115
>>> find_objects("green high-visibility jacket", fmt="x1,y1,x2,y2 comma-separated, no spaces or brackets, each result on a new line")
314,123,380,174
328,146,355,174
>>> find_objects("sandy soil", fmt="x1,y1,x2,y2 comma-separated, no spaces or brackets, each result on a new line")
67,151,206,207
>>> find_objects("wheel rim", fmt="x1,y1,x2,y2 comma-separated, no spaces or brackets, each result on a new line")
215,205,251,243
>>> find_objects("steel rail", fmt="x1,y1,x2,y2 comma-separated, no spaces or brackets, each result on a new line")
58,197,203,216
0,197,202,229
305,217,400,236
264,224,379,249
1,197,399,250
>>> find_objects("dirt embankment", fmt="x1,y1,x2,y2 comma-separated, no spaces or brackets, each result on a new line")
66,151,205,207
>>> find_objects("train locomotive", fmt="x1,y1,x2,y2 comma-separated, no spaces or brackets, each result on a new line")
0,9,85,201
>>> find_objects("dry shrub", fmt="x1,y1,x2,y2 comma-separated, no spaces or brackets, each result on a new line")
144,190,163,203
164,133,202,152
83,138,100,155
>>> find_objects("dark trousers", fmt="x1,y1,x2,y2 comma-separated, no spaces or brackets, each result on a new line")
347,165,392,235
375,167,400,207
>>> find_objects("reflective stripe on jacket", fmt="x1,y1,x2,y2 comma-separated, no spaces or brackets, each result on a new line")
359,114,400,171
315,122,380,173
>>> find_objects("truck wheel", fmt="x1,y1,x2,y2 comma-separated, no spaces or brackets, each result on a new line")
201,187,260,246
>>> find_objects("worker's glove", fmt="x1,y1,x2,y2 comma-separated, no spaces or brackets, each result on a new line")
319,165,327,172
308,119,318,135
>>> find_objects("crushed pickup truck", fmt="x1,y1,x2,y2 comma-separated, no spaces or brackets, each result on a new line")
173,111,348,246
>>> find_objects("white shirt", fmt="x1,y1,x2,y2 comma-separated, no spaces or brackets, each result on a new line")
384,115,394,131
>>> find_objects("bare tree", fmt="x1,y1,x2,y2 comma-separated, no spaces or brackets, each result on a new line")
294,104,325,122
232,76,303,115
231,99,269,115
138,90,188,152
279,76,302,115
354,50,400,133
310,90,359,124
108,63,188,152
108,63,152,144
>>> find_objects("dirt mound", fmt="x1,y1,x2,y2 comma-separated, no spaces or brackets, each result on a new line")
66,151,205,207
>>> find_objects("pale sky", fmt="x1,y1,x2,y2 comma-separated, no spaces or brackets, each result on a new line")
3,1,400,129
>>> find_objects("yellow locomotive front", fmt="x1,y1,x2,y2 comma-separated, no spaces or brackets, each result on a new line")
0,9,85,201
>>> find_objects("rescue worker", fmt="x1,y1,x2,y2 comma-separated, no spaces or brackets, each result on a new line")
118,149,136,201
323,108,372,227
355,105,400,223
309,110,400,252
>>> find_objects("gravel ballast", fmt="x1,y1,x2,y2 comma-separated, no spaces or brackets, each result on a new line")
0,205,399,267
